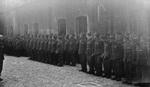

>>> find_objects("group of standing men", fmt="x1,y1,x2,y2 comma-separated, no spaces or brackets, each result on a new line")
4,35,23,56
23,34,79,66
4,32,150,84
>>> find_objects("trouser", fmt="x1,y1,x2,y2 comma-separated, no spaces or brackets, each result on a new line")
57,54,63,66
39,50,43,62
23,48,28,57
137,65,150,83
44,50,48,63
33,49,37,60
51,52,57,65
70,52,76,66
11,47,14,55
30,49,34,59
112,59,124,79
65,51,70,65
28,49,32,57
26,48,30,57
36,50,40,61
103,59,112,77
75,51,79,64
15,48,21,57
0,60,3,75
79,54,87,71
134,64,145,83
123,50,133,79
47,51,51,64
87,55,95,73
34,49,39,60
63,51,66,64
41,49,46,62
95,56,103,76
20,48,26,57
41,50,45,62
13,47,16,55
124,62,136,81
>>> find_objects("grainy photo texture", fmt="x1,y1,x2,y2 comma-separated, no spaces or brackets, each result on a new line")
0,0,150,87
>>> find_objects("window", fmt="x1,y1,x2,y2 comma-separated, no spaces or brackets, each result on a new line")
33,23,39,34
24,24,28,35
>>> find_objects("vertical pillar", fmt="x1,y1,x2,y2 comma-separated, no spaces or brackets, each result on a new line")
11,11,16,35
87,15,90,33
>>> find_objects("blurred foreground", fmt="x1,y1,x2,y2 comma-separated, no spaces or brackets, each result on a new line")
0,56,135,87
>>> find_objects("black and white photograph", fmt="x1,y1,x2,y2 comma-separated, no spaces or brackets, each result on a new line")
0,0,150,87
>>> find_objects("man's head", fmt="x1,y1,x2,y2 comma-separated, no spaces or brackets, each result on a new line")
94,33,99,39
0,35,4,45
115,32,123,40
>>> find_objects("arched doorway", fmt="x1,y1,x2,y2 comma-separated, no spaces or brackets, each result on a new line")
76,16,87,35
58,19,66,36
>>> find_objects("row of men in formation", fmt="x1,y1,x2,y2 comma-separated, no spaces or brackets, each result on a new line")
4,32,150,83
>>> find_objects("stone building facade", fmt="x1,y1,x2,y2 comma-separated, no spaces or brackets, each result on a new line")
3,0,150,37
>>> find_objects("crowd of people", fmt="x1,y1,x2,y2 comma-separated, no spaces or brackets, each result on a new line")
4,32,150,84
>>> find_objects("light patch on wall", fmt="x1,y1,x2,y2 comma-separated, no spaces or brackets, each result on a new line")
4,0,33,9
143,0,150,8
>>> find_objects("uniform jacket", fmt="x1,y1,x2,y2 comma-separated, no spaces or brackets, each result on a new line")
105,40,113,59
56,39,63,54
0,42,4,61
51,39,57,53
69,38,76,53
78,38,87,54
112,40,124,60
64,39,69,52
93,38,104,56
86,38,94,56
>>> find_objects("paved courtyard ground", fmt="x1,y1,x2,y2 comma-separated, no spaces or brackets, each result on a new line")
0,56,136,87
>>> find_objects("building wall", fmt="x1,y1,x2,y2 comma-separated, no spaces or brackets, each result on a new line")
4,0,150,36
0,13,5,35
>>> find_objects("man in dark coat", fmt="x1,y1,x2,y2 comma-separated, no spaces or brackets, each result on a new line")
123,34,134,83
69,34,76,66
56,35,64,66
0,35,4,81
75,35,80,64
111,33,124,81
103,34,113,78
78,33,87,72
93,33,104,76
47,35,52,64
51,35,57,65
63,34,70,65
86,32,95,74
